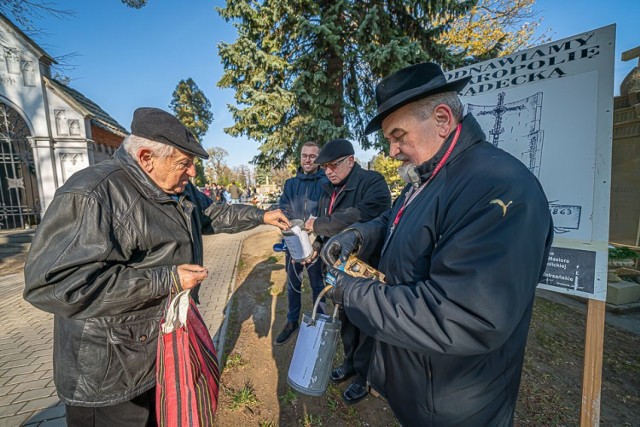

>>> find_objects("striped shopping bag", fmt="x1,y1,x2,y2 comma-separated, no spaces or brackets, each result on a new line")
156,289,220,426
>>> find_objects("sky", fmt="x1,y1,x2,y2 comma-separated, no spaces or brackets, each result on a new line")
22,0,640,167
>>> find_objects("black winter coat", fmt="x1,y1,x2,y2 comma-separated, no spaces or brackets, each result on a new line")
346,115,554,426
313,163,391,248
278,167,327,221
23,146,266,406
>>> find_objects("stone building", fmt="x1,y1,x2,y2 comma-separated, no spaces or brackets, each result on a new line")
610,46,640,247
0,13,127,230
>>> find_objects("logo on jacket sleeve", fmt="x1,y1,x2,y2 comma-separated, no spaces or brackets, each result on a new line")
490,199,513,217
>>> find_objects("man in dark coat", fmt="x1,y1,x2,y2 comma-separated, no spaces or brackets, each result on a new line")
304,138,391,405
274,141,328,345
321,63,553,426
23,107,290,426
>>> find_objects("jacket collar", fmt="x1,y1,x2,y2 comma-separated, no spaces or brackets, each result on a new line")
415,114,485,182
114,146,173,202
295,166,325,181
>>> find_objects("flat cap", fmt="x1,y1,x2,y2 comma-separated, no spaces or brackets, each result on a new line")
314,139,355,164
131,107,209,159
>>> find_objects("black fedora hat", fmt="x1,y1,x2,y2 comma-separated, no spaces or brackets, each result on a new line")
364,62,471,135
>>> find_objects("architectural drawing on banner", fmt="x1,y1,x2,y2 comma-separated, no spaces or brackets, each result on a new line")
466,91,582,235
467,91,544,176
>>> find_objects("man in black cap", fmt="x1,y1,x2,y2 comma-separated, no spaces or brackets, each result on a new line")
304,138,390,405
23,107,290,426
320,62,553,425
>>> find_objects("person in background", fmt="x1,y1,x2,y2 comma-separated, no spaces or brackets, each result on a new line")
305,138,391,405
321,62,553,426
228,181,241,204
274,141,328,345
23,107,290,427
215,183,225,203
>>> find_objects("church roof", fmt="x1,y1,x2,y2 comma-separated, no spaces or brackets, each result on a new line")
43,77,128,137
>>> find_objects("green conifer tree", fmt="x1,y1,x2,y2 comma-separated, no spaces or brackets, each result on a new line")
217,0,477,167
170,78,214,187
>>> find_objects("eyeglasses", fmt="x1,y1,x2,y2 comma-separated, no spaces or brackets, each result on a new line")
301,154,317,160
321,156,349,170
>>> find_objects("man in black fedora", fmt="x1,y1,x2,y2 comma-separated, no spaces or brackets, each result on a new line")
24,107,290,426
320,62,554,425
303,138,390,405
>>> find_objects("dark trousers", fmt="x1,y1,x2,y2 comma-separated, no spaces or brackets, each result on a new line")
65,387,157,427
339,309,375,385
285,252,325,323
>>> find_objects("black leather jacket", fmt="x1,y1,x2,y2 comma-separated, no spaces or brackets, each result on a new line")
23,146,266,406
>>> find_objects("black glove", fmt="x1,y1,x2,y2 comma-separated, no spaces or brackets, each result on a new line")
324,267,348,305
325,266,381,305
321,229,362,266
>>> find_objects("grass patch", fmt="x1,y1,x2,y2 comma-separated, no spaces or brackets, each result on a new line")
279,388,298,406
268,282,282,296
259,419,276,427
237,256,247,272
302,413,322,426
224,352,247,370
325,393,339,414
229,381,259,411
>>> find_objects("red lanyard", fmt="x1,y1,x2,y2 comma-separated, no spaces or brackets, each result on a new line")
328,185,346,214
389,123,462,235
392,123,462,227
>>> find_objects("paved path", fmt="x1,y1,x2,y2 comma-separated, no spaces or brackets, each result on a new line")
0,226,271,427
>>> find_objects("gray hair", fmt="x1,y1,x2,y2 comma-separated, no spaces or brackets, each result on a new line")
410,91,464,123
122,134,176,159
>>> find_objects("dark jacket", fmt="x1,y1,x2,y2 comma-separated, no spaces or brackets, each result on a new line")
345,114,554,426
278,167,327,221
23,146,266,407
313,163,390,249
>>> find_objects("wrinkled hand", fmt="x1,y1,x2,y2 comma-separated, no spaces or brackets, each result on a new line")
304,217,315,232
177,264,209,290
321,229,362,266
263,209,291,230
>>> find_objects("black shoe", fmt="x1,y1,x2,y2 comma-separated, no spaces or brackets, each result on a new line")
330,366,355,384
342,381,368,405
274,321,299,345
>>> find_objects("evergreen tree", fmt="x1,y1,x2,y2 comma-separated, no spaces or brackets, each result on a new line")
170,78,214,187
217,0,477,167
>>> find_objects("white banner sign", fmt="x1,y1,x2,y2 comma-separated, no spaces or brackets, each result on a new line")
447,25,615,300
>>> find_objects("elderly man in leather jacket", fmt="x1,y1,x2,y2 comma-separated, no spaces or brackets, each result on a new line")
23,107,290,426
321,63,553,426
